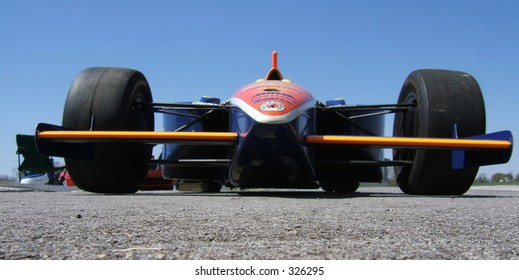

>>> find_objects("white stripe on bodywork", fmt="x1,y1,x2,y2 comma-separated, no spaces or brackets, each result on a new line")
230,97,315,124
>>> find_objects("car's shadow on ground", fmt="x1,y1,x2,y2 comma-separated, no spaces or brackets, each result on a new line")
222,190,507,199
78,187,510,199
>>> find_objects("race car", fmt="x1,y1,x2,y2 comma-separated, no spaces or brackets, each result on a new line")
35,51,513,195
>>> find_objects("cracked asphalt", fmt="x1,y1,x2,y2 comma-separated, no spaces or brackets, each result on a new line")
1,185,518,259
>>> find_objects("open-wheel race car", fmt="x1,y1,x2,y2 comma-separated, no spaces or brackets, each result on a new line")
35,51,513,195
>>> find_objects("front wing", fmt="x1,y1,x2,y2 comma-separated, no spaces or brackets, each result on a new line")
35,123,512,169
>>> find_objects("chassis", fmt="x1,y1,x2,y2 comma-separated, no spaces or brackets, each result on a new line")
35,52,512,195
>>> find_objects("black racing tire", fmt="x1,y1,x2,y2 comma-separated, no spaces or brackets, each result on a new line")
320,182,359,193
63,67,154,193
393,69,485,195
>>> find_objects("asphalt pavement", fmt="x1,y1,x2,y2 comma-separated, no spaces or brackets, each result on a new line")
1,184,518,259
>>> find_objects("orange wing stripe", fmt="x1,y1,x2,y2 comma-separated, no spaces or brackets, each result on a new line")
305,135,511,149
37,131,238,142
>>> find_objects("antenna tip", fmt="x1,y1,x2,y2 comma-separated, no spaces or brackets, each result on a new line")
272,51,278,69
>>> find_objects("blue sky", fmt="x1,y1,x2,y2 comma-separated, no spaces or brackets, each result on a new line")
1,0,518,178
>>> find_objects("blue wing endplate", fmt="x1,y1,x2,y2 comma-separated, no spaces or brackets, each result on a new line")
452,130,513,169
